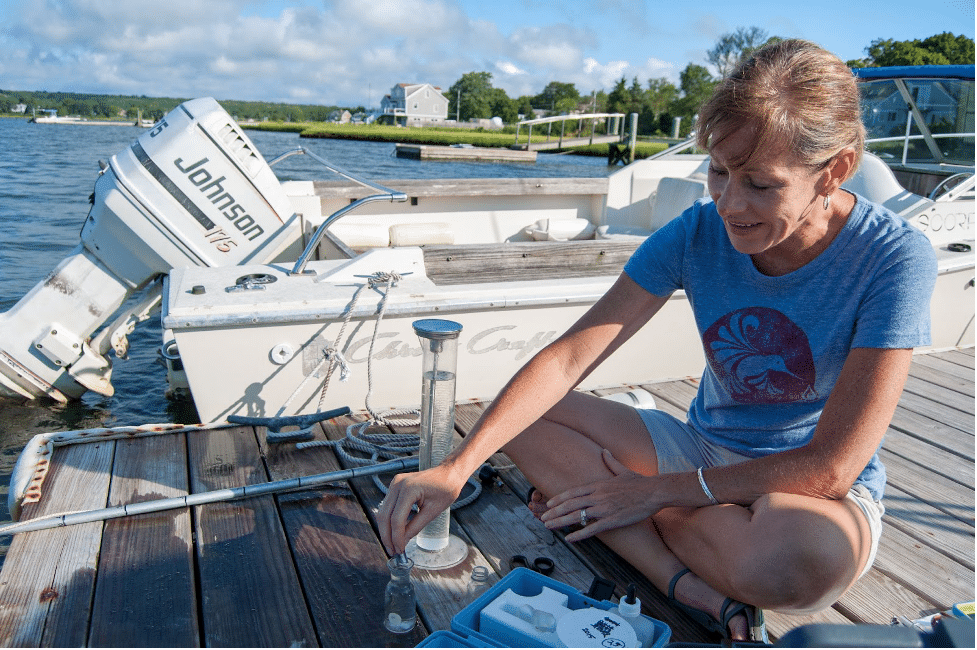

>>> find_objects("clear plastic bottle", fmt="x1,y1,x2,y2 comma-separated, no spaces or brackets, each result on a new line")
465,565,491,601
383,555,417,633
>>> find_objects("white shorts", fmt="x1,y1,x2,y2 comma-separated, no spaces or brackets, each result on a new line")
637,408,884,577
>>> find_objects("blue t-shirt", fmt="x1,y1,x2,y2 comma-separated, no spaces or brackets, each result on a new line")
623,194,937,499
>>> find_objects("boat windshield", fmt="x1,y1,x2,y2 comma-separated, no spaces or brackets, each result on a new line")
856,67,975,172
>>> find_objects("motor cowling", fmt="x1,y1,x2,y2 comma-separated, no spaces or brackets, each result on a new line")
0,98,301,402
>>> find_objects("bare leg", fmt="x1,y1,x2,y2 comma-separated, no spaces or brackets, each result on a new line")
502,391,874,632
501,391,750,637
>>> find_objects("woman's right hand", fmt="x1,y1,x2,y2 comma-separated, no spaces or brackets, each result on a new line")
377,464,465,555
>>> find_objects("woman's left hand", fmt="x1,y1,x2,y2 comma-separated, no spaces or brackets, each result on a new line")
540,449,661,542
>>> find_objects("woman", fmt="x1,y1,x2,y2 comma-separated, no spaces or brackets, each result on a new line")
377,40,937,642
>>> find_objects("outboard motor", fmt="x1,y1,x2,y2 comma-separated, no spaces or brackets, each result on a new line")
0,98,301,402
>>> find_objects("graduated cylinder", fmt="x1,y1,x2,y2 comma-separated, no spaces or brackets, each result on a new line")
412,318,462,552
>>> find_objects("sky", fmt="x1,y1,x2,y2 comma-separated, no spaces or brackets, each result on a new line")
0,0,973,109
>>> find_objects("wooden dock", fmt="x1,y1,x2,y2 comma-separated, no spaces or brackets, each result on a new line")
0,348,972,646
395,144,537,163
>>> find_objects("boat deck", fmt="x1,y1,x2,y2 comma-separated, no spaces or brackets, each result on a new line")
0,348,972,647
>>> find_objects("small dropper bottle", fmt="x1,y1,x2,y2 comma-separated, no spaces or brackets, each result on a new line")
613,583,658,647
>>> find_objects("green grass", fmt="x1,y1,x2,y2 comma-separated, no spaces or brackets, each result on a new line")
245,121,670,159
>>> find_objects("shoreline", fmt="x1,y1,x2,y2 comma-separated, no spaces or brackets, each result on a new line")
244,121,672,159
1,115,149,127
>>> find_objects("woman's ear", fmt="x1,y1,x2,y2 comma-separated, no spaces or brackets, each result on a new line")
824,147,858,194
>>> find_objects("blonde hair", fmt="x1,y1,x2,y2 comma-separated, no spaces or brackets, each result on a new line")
696,39,864,179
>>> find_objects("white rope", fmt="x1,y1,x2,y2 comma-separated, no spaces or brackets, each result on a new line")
293,270,482,509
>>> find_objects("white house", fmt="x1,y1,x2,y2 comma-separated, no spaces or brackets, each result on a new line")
380,83,448,125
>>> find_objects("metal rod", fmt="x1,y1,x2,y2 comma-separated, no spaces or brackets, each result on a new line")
4,456,419,535
290,193,407,276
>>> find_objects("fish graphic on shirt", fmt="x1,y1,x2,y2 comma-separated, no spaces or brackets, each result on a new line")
704,308,817,403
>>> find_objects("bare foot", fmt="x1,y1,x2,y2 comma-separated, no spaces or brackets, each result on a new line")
527,488,549,520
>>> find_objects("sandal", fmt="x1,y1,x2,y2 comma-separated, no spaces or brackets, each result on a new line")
667,568,768,643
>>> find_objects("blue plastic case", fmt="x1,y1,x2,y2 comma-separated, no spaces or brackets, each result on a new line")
418,568,671,647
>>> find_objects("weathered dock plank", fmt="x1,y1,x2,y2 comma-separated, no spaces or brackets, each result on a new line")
882,427,975,489
259,426,430,647
318,415,496,636
879,449,974,524
188,426,319,648
942,348,975,367
0,442,114,647
888,385,973,434
883,483,975,569
909,355,975,397
87,434,198,647
889,406,974,460
395,143,537,163
903,374,975,416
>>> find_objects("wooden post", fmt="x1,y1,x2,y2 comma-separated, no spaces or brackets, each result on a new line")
559,119,565,148
628,113,638,163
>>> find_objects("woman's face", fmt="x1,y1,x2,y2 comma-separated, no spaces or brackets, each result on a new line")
707,127,829,267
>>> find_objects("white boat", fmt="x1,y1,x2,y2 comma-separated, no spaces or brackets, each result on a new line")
0,66,973,424
30,111,85,124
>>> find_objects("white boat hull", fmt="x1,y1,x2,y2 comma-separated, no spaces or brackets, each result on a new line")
164,248,705,422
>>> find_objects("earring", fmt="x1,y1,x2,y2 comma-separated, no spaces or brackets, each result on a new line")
823,194,831,210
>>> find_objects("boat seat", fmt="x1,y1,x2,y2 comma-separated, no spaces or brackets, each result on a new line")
523,218,596,241
328,222,456,250
328,223,390,249
842,152,932,217
389,222,454,246
597,176,709,240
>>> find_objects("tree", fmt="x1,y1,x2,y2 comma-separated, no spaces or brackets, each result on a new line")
850,32,975,67
707,26,770,77
606,77,631,114
919,32,976,64
646,78,678,116
488,88,517,123
645,77,678,135
515,95,535,120
532,81,580,113
668,64,716,137
448,71,495,121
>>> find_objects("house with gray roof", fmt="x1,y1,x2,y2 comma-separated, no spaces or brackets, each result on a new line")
380,83,449,125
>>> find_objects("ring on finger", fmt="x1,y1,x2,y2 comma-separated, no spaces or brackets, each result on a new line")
580,508,588,527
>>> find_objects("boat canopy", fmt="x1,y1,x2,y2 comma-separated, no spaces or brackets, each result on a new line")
855,65,975,169
853,65,975,81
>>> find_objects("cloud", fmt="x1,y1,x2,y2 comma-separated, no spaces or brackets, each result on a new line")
0,0,680,106
496,61,528,76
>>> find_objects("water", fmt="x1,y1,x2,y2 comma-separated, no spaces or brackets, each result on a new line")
0,114,612,557
416,368,457,550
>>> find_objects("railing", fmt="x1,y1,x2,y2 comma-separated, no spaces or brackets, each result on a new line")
513,112,627,150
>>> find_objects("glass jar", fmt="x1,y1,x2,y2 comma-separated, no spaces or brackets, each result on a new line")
465,565,491,601
383,555,417,633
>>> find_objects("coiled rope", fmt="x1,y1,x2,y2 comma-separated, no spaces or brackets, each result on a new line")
288,270,482,508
